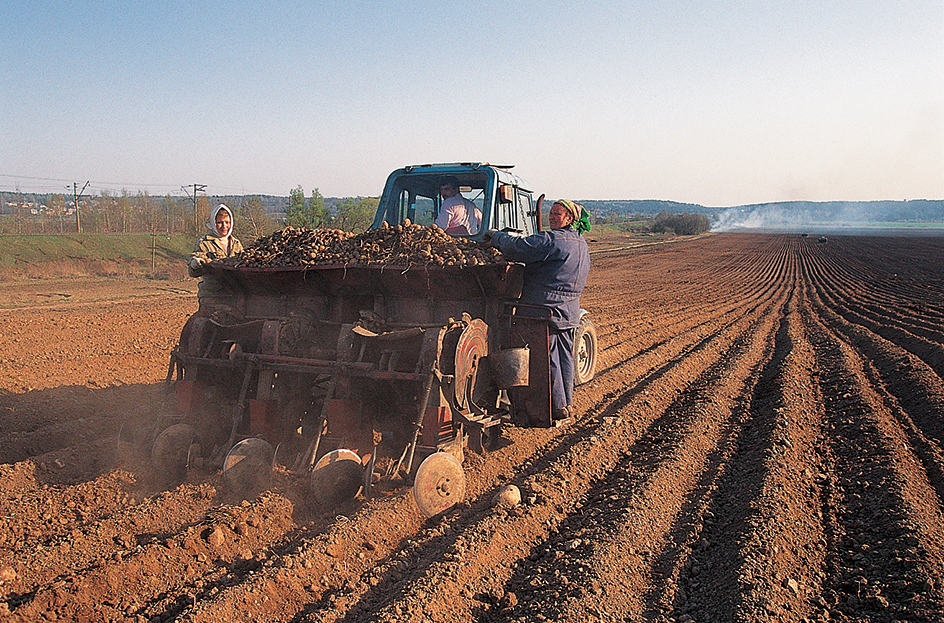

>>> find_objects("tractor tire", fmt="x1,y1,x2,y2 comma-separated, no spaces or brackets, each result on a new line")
573,315,597,386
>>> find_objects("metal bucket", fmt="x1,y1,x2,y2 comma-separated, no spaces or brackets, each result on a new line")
488,347,530,389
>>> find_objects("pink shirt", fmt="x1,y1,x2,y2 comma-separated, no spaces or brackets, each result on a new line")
435,195,482,235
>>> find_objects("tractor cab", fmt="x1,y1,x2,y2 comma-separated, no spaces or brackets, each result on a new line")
371,162,541,240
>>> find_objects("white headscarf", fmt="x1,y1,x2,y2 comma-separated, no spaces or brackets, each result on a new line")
208,203,234,239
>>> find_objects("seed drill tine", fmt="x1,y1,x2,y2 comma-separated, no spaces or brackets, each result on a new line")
202,324,219,359
391,442,411,478
401,370,436,479
364,445,377,498
226,361,256,451
165,352,177,386
296,417,326,473
301,373,338,472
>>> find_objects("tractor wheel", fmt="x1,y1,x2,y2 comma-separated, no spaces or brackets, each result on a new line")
413,452,466,518
310,449,364,508
151,423,200,486
573,315,597,386
223,438,275,499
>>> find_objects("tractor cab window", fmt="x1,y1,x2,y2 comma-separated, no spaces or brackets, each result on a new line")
517,190,532,233
497,189,517,231
434,175,488,235
380,172,489,232
387,182,437,226
494,187,533,234
441,185,486,234
391,188,436,226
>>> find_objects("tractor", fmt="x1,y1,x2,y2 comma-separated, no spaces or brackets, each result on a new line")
157,163,597,516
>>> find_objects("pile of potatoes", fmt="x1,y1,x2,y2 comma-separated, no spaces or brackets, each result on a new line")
223,221,505,269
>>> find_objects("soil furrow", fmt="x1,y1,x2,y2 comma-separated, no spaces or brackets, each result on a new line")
805,257,944,380
495,272,790,622
316,253,794,622
803,292,944,622
167,239,791,622
3,234,944,622
804,258,944,469
661,264,829,623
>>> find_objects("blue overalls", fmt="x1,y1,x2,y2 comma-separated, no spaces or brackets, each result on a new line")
491,227,590,414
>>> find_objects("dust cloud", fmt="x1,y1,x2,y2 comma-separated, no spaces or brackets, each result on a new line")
712,202,869,232
711,199,944,234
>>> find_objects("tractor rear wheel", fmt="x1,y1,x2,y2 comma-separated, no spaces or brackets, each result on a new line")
573,315,597,386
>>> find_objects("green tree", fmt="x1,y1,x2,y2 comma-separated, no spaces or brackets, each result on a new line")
651,212,710,235
285,185,310,227
335,196,378,232
285,186,330,228
309,188,330,227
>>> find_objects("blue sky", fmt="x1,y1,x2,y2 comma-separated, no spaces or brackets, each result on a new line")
2,0,941,206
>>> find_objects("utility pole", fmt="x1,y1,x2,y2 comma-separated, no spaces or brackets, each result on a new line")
72,181,89,233
182,184,206,233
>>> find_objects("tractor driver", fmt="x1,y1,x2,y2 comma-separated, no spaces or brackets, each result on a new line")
485,199,591,422
188,203,244,310
435,176,482,236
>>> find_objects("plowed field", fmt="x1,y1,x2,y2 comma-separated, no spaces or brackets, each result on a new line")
1,233,943,623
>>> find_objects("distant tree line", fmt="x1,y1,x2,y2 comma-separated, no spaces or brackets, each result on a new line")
581,199,944,224
0,188,379,239
283,186,378,234
0,190,279,239
591,212,652,226
7,190,934,239
581,199,717,216
651,212,711,235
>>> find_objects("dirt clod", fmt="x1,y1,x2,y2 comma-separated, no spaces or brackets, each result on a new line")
493,484,522,507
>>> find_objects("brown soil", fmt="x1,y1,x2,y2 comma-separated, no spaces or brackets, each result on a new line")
1,233,943,623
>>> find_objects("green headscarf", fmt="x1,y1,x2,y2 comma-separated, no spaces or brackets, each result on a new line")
555,199,592,234
575,207,592,234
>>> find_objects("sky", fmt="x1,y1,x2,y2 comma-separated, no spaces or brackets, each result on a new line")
1,0,942,207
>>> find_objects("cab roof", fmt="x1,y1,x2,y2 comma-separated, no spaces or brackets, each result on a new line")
392,162,531,191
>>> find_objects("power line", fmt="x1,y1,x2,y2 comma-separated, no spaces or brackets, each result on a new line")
0,173,183,190
182,184,207,232
0,173,283,198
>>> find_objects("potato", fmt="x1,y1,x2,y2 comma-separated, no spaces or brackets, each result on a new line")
223,222,505,269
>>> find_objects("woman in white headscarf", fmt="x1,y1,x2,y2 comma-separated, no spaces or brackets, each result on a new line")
188,204,244,308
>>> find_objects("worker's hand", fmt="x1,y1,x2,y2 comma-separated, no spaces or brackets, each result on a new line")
483,229,498,243
189,256,205,270
502,228,525,238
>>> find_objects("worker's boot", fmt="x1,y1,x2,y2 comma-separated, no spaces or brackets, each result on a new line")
552,406,572,421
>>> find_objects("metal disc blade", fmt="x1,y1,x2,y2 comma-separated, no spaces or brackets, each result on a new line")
310,449,364,508
223,438,274,498
454,319,488,410
151,423,198,484
413,452,466,518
